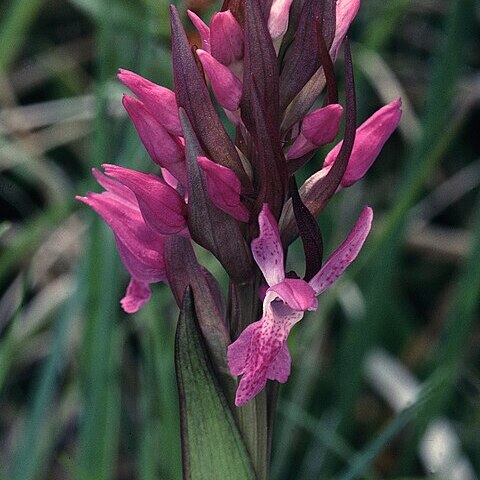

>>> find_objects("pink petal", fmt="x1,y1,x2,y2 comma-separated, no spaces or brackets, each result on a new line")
324,99,402,188
229,298,305,406
102,164,187,236
267,278,318,311
227,320,262,376
197,156,249,222
251,204,285,287
76,192,166,283
288,104,343,159
187,10,211,52
266,342,291,382
115,234,166,284
118,69,182,136
309,206,373,295
120,278,152,313
91,168,137,205
210,10,244,66
287,134,316,161
302,104,343,145
268,0,294,40
122,95,187,185
235,370,269,407
196,49,243,111
330,0,361,61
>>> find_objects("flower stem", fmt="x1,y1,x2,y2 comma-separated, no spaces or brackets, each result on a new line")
237,391,269,480
229,276,269,479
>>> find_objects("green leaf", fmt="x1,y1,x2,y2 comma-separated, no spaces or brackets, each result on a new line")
175,288,256,480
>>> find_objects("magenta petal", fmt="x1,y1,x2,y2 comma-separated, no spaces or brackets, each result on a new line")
76,192,166,283
187,10,211,52
115,234,165,284
266,342,291,382
122,95,187,185
309,206,373,295
302,104,343,146
268,279,317,311
120,278,152,313
227,320,261,376
196,50,243,111
288,104,343,159
102,164,187,236
210,10,244,66
91,168,137,205
287,133,316,161
118,69,182,136
324,99,402,188
251,204,285,287
229,296,305,406
198,156,249,222
235,370,268,407
268,0,294,41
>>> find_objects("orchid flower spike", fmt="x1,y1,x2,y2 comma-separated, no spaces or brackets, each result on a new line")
228,204,373,406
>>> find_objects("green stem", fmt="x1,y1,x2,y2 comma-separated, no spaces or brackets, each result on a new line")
237,392,269,480
229,276,269,480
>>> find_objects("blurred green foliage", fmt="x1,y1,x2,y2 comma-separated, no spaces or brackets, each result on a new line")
0,0,479,479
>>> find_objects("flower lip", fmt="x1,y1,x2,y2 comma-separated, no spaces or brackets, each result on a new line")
267,278,318,312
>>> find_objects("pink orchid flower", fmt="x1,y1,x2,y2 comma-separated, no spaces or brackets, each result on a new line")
76,169,168,313
196,49,243,112
228,204,373,406
287,103,344,160
118,69,182,137
118,72,249,223
324,98,402,187
187,10,243,67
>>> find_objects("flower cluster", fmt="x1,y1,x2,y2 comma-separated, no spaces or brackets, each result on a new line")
78,0,401,406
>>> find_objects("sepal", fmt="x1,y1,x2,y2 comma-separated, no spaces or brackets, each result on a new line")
118,69,182,136
324,99,402,187
196,49,243,111
210,10,244,66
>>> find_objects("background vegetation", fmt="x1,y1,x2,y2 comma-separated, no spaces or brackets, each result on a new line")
0,0,479,478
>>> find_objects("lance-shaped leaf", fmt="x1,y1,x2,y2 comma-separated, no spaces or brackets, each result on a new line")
164,235,235,398
289,177,323,281
180,109,253,282
249,80,288,219
241,0,279,132
282,0,357,131
170,6,250,189
175,288,256,480
279,0,335,111
317,19,338,105
280,39,356,246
